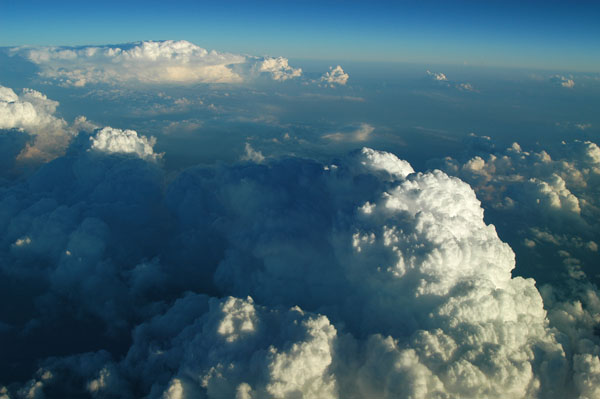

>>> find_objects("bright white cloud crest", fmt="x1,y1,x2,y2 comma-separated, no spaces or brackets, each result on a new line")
90,126,162,161
259,57,302,81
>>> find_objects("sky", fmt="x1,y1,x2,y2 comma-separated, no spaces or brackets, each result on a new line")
1,0,600,71
1,2,600,399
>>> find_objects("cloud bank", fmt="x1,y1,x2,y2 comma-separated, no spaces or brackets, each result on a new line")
2,131,597,398
15,41,313,87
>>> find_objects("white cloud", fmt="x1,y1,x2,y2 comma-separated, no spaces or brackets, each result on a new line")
21,40,247,86
457,82,476,91
241,142,265,163
320,66,349,86
259,57,302,81
1,140,598,398
551,75,575,88
0,85,74,160
575,123,592,131
426,70,448,81
322,123,374,142
90,126,162,161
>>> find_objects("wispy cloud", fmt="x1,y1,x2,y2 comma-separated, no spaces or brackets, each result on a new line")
322,123,374,142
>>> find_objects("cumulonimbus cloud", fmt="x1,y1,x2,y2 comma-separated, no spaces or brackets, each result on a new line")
1,129,598,398
14,40,308,87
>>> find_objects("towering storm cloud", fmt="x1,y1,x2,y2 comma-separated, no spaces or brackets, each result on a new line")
2,125,598,398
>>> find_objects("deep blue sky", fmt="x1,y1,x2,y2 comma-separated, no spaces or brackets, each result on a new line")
1,0,599,71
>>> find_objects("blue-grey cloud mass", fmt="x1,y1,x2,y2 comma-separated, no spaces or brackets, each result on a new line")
1,39,600,399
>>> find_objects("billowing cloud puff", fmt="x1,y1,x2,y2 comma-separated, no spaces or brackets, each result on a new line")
0,85,74,161
432,138,600,391
20,40,247,86
90,126,162,161
320,66,349,86
426,70,448,81
259,57,302,81
322,123,374,142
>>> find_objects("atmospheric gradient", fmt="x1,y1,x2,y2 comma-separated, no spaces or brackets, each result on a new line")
1,1,600,399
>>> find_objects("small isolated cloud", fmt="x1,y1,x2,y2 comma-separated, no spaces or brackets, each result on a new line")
0,84,80,161
426,71,476,92
426,70,448,81
322,123,374,142
551,75,575,88
241,142,265,163
20,40,247,86
90,127,162,161
457,82,476,91
259,57,302,81
320,65,349,86
575,123,592,131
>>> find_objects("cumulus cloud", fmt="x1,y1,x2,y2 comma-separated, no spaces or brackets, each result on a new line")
259,57,302,81
19,40,247,86
90,126,162,161
0,85,75,161
0,135,597,398
320,66,349,86
551,75,575,88
322,123,374,142
432,137,600,387
457,82,476,91
426,70,448,81
240,142,265,163
426,71,476,92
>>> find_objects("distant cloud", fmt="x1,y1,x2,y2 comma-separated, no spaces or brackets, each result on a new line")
575,123,592,131
241,142,265,163
426,70,476,92
259,57,302,81
457,82,476,91
19,40,247,86
90,127,162,161
322,123,373,142
320,65,349,86
15,40,307,87
426,70,448,81
551,75,575,88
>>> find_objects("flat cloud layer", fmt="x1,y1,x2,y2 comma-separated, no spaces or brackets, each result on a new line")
2,128,598,398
